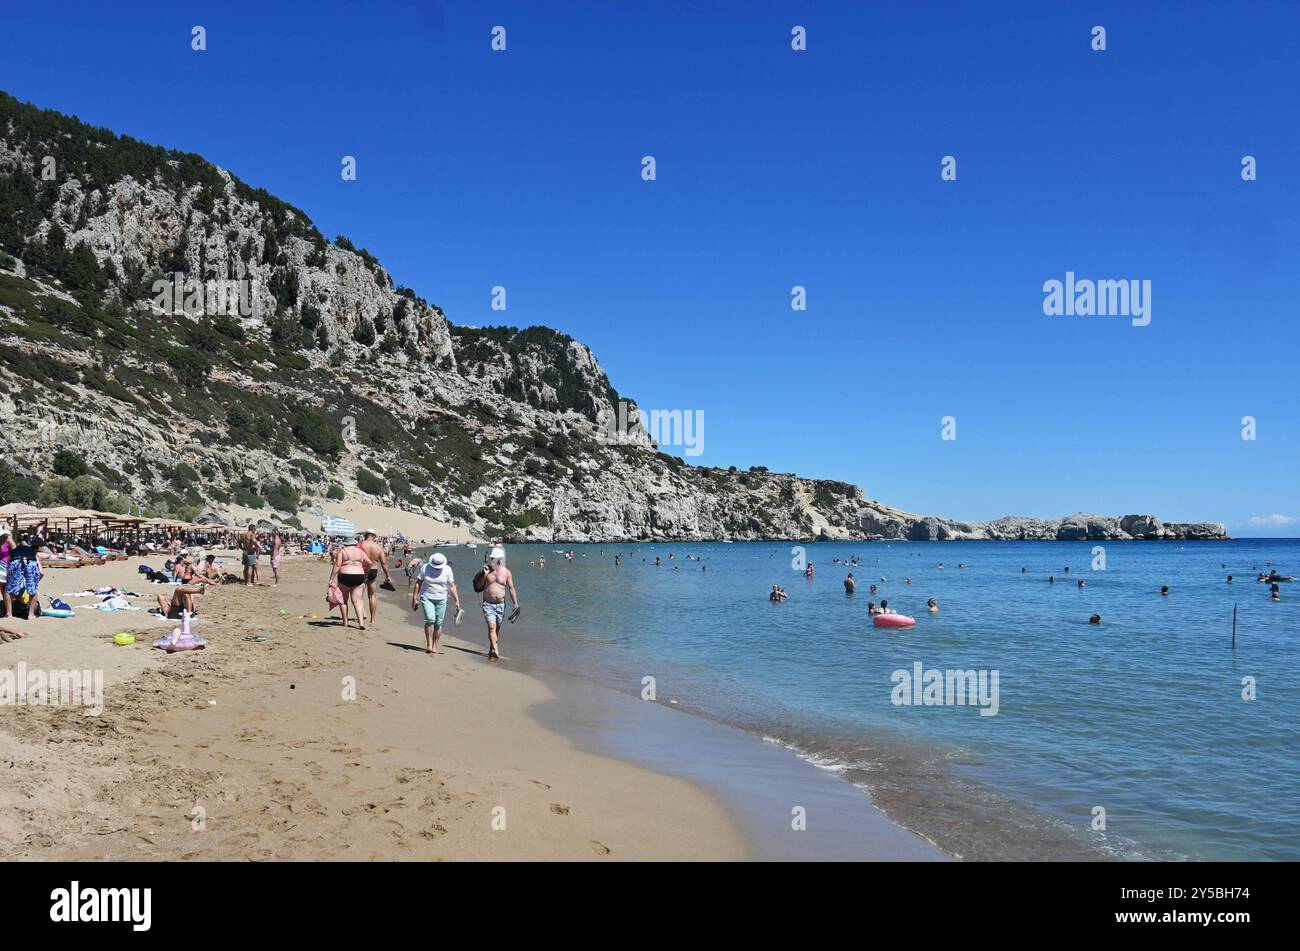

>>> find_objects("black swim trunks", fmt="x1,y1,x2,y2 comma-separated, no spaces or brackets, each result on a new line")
366,568,379,583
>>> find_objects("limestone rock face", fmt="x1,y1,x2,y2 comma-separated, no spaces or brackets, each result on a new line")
0,95,1229,542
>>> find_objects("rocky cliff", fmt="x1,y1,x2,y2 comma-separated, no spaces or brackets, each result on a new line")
0,92,1227,542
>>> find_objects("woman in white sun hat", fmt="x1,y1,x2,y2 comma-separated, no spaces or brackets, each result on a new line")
412,552,461,654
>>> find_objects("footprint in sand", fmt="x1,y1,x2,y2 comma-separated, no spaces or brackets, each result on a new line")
530,780,551,790
590,840,611,855
549,804,570,816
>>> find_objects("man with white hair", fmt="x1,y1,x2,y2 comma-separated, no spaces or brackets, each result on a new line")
472,545,519,664
412,552,461,654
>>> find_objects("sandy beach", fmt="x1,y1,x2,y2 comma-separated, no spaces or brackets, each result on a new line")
0,554,748,860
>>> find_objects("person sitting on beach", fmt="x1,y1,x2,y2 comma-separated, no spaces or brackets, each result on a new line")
199,554,232,584
172,556,200,585
155,584,204,620
844,573,856,594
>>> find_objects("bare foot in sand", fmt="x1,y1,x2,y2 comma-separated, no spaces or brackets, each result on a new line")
487,650,500,664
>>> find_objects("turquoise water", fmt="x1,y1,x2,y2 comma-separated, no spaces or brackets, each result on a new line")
433,540,1300,861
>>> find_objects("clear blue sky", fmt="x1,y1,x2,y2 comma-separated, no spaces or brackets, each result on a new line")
3,0,1296,534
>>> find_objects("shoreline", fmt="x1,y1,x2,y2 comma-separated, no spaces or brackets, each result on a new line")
1,551,949,860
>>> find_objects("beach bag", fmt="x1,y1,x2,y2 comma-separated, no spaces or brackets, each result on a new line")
326,581,345,607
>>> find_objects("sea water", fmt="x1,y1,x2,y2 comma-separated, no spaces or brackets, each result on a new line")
433,539,1300,861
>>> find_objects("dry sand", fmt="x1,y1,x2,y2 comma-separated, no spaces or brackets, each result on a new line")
223,500,476,545
0,555,746,860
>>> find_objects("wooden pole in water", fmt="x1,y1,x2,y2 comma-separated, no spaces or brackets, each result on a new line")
1232,602,1238,649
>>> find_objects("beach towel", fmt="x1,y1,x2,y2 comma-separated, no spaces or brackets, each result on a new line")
93,595,133,611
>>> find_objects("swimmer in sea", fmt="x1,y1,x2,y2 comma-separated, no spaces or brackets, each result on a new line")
1089,614,1101,624
1160,585,1169,596
868,601,882,615
927,598,938,614
844,573,856,594
879,599,895,615
1077,579,1085,589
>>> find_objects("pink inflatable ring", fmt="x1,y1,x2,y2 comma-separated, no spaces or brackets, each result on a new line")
873,614,916,629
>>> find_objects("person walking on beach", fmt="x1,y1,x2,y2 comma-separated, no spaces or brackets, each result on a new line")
359,530,392,622
412,552,461,654
330,538,373,630
270,528,283,586
240,526,259,586
405,554,424,594
473,546,518,664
